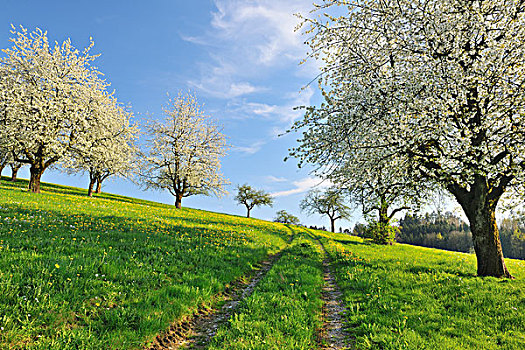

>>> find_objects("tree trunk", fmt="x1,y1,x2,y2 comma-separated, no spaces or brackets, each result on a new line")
87,178,96,197
464,202,511,278
10,165,21,182
379,197,390,225
246,207,251,218
28,165,44,193
330,218,336,233
0,164,5,180
95,179,102,193
175,193,183,209
452,179,512,278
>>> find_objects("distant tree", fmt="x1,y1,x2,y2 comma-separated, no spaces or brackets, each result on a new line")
141,92,229,208
274,210,300,225
0,26,116,193
352,223,367,237
300,188,351,233
398,212,472,252
234,184,273,218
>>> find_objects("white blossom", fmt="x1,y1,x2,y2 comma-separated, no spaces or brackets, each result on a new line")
141,92,229,208
0,25,115,193
292,0,525,277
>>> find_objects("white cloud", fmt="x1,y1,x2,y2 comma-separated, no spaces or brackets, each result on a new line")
265,175,288,183
210,0,310,66
228,86,314,125
189,78,264,99
271,177,331,197
232,140,266,155
182,0,315,99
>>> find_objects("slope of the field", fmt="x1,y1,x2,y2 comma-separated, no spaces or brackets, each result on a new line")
314,231,525,350
0,178,293,349
3,179,525,350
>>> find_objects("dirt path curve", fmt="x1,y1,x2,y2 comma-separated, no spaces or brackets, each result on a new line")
147,236,293,350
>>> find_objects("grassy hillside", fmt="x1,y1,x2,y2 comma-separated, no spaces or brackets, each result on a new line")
0,178,294,349
2,178,525,349
314,231,525,349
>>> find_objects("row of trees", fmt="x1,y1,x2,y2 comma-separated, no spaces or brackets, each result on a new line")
0,26,138,195
0,26,229,208
0,26,354,228
233,184,351,231
289,0,525,278
398,212,473,253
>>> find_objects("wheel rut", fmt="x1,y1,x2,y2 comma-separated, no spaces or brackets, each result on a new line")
309,233,353,350
320,256,352,349
147,236,292,350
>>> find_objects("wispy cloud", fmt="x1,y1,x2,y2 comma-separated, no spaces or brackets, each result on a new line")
189,78,265,99
271,177,331,197
182,0,314,99
210,0,310,66
265,175,288,183
226,86,314,126
232,140,266,155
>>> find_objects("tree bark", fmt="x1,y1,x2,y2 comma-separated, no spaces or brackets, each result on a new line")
468,206,510,277
10,164,21,182
452,179,512,278
378,197,390,225
0,164,5,179
95,179,102,193
28,165,44,193
87,178,96,197
330,218,336,233
175,193,183,209
246,207,251,218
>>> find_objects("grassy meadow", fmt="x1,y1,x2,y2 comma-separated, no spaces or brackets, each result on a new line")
2,178,525,349
313,231,525,350
0,178,292,349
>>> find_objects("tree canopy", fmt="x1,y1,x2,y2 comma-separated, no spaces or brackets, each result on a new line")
273,210,300,225
300,188,351,232
234,184,273,218
141,92,228,208
0,26,120,193
292,0,525,277
62,99,139,196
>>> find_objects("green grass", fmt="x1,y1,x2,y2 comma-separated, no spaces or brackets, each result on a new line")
4,177,525,350
0,178,291,349
313,231,525,350
208,230,324,350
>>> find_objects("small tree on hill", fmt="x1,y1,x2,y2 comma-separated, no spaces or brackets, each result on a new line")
234,184,273,218
300,188,351,233
141,92,229,208
274,210,300,225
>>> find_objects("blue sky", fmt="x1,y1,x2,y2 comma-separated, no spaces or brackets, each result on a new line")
0,0,359,229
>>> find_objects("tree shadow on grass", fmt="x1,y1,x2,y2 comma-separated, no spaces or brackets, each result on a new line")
334,238,370,247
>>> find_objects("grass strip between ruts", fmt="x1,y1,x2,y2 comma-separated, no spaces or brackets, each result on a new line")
207,232,325,350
